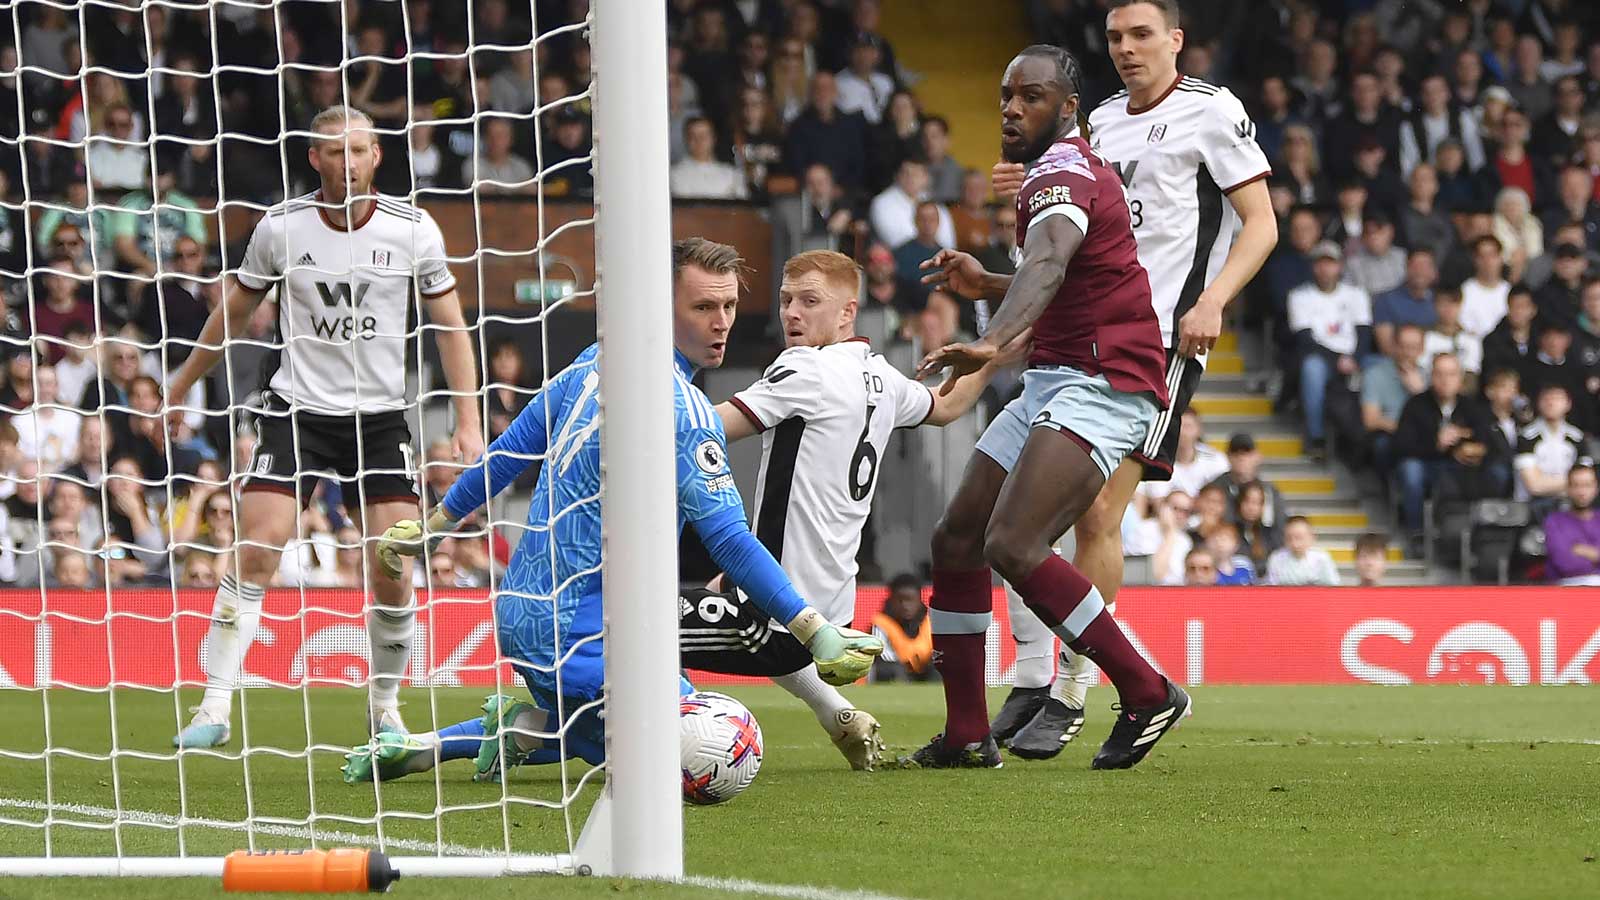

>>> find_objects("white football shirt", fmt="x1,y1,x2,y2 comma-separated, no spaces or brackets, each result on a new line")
728,339,934,625
236,192,456,415
1089,76,1272,361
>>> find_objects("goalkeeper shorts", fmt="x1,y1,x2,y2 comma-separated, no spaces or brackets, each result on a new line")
679,587,813,677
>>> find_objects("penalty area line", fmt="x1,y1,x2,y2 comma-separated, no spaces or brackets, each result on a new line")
681,875,921,900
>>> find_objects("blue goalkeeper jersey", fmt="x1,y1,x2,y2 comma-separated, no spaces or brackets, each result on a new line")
442,343,807,700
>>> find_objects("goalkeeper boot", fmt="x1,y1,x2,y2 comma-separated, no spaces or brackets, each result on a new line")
826,709,886,771
342,730,431,784
1091,680,1191,770
172,708,230,749
1007,698,1086,761
473,694,539,783
989,685,1048,746
899,733,1003,770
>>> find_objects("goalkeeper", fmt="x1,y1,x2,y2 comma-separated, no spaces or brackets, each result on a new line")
343,238,881,783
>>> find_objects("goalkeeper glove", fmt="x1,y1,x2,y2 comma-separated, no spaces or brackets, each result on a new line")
376,505,458,581
786,607,883,686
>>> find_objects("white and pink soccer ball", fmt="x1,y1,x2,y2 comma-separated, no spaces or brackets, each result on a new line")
678,691,763,805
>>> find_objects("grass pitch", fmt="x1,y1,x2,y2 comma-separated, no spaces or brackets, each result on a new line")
0,684,1596,899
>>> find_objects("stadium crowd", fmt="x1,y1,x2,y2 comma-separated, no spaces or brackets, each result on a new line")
0,0,1596,587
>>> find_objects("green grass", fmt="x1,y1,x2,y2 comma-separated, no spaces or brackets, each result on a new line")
0,685,1597,899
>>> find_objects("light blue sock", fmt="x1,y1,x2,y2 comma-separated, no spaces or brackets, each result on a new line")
437,717,486,762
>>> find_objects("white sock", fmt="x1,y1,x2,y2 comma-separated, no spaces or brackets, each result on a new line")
367,603,415,710
1005,580,1056,689
199,575,265,720
1050,601,1112,708
771,666,852,731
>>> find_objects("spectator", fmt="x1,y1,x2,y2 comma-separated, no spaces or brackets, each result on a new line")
1539,19,1586,83
1482,285,1540,391
1353,532,1390,587
543,107,593,197
857,243,903,343
1491,109,1553,211
732,31,771,96
133,235,213,367
870,573,932,682
33,258,96,364
54,323,95,410
1433,140,1488,216
85,103,148,192
1460,236,1512,339
670,116,747,200
1403,166,1457,264
1542,462,1600,585
1531,76,1585,168
892,201,950,311
489,48,537,115
1266,516,1342,586
1323,73,1402,182
333,525,365,589
974,203,1018,278
111,173,208,279
1292,38,1343,124
1400,75,1486,179
11,366,81,474
1393,353,1498,536
465,117,535,195
867,90,922,192
101,456,166,580
1234,479,1283,571
1345,210,1407,298
873,160,948,250
1508,41,1555,124
1151,491,1194,586
167,460,226,554
1209,433,1286,532
1541,167,1600,252
919,117,963,205
178,552,220,589
1252,75,1299,164
1288,241,1372,460
1535,242,1590,329
1276,125,1329,209
1524,322,1590,431
1183,546,1218,586
730,86,785,199
1362,324,1428,472
1351,140,1406,222
1147,408,1229,500
1264,206,1319,327
1577,278,1600,369
797,162,859,250
950,169,992,254
152,56,217,196
48,550,93,590
916,289,967,350
45,478,100,550
405,103,460,192
834,33,893,125
1190,482,1232,546
1206,524,1255,586
1491,186,1544,277
768,37,811,127
1422,288,1485,388
484,337,531,442
1482,368,1524,484
1515,384,1587,511
785,71,869,192
449,534,494,588
62,417,107,491
1325,179,1369,249
1373,248,1440,356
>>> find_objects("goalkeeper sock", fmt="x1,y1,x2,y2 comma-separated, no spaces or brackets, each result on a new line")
366,603,415,710
929,567,994,747
436,717,487,762
1049,601,1111,708
199,576,265,720
1016,556,1164,708
771,666,851,730
1006,581,1055,689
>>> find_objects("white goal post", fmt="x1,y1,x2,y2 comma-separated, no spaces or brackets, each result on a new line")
0,0,680,883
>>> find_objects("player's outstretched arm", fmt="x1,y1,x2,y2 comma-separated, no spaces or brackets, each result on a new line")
167,275,268,405
919,249,1012,302
922,328,1032,420
425,289,486,461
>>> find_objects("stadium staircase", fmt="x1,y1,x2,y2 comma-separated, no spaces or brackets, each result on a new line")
877,0,1029,172
1194,331,1434,585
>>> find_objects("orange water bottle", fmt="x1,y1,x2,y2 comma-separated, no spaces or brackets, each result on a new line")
221,848,401,893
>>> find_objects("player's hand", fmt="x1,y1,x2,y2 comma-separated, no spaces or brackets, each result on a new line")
919,249,991,300
375,506,457,580
1176,296,1224,358
807,623,883,686
989,328,1033,370
916,338,998,385
452,426,485,464
991,162,1026,200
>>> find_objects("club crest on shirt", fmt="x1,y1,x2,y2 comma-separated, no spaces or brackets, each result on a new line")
372,249,391,267
1147,123,1167,142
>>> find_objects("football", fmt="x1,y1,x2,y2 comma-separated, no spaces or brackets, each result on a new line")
679,691,764,805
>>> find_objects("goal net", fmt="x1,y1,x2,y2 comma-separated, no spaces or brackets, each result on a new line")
0,0,680,881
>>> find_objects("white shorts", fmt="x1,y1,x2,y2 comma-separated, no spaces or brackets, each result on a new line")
975,365,1159,481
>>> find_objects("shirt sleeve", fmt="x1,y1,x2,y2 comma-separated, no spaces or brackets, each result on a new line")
886,365,935,428
728,347,822,432
1016,148,1096,238
676,385,745,524
415,210,457,298
1514,431,1538,470
1197,88,1273,193
441,372,560,519
1286,286,1313,334
1350,288,1373,327
235,213,281,291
